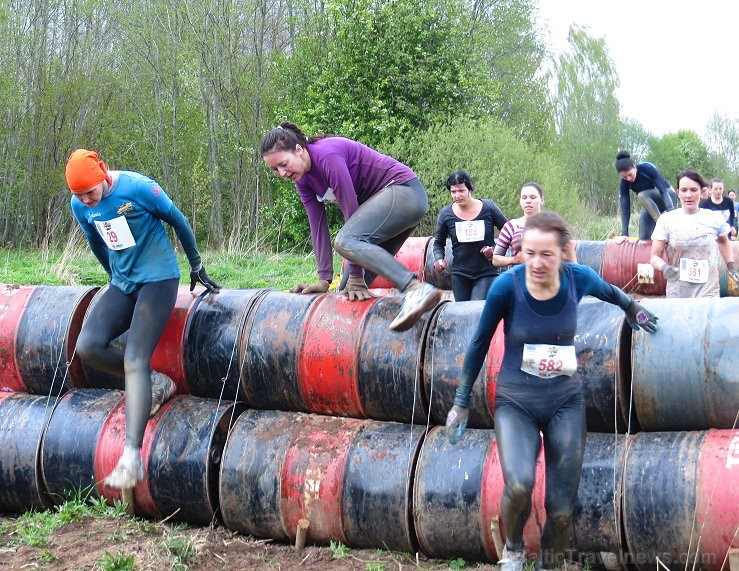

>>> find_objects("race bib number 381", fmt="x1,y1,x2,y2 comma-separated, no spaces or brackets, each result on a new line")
521,344,577,379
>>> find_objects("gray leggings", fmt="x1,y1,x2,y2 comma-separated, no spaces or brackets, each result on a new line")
636,187,670,240
336,177,428,291
76,279,178,448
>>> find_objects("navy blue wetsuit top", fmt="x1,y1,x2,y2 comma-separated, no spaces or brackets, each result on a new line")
453,263,632,407
619,162,674,235
432,199,508,279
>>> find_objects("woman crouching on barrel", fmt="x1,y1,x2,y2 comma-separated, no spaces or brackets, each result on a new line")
445,212,658,570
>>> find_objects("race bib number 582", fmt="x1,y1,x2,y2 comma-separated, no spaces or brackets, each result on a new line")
521,344,577,379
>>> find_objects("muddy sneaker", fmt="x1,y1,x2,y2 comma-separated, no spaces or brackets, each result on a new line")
104,446,144,489
498,545,526,571
389,281,442,332
150,370,177,416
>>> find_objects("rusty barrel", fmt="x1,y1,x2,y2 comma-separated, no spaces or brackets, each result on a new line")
219,410,424,552
623,430,738,571
0,284,97,394
602,239,666,296
423,301,502,428
415,428,627,563
424,236,453,290
294,293,431,421
41,388,124,497
0,391,55,512
424,298,625,432
184,288,269,399
74,285,203,392
574,240,605,275
630,298,739,430
369,236,430,288
94,395,244,523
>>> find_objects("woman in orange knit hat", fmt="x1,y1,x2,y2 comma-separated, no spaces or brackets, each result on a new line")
66,148,220,490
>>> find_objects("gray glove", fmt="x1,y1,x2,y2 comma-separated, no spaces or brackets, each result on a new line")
344,276,375,302
625,301,658,334
727,262,739,283
445,405,469,445
661,264,679,281
291,280,330,294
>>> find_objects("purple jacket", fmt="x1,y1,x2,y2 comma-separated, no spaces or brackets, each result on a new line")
296,137,416,280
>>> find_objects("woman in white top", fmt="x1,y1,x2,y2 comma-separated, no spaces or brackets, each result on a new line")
650,168,738,298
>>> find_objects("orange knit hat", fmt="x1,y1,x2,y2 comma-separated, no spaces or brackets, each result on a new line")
65,149,112,192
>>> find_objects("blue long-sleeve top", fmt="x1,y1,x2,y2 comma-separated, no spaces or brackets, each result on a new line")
619,162,674,235
453,263,633,407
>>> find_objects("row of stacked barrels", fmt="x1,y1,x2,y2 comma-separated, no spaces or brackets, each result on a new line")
0,389,736,570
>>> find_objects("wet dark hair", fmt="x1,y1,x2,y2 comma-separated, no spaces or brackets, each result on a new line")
615,150,635,173
523,211,571,248
677,168,707,190
260,121,328,156
521,181,544,198
445,170,474,192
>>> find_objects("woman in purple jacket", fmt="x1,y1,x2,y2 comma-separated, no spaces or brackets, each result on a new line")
261,122,442,331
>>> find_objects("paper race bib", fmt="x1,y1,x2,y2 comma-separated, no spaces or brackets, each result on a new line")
94,216,136,251
679,258,709,284
521,344,577,379
455,220,485,243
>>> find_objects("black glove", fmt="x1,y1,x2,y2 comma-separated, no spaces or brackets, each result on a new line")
190,264,221,293
625,301,658,334
445,405,469,445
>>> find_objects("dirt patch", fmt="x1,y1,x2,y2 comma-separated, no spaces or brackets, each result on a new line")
0,514,495,570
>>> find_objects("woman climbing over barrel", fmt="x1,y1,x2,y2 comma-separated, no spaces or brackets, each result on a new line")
444,212,658,570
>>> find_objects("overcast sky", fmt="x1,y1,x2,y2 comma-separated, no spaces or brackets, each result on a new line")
536,0,737,138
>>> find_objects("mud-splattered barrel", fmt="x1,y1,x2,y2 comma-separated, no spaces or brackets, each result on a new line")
0,391,55,512
574,240,605,276
623,430,739,571
0,284,97,394
184,288,269,399
630,297,739,430
219,410,423,552
369,236,430,288
297,294,433,421
602,239,667,296
94,395,244,523
424,236,453,290
423,301,503,428
41,388,124,497
74,286,203,392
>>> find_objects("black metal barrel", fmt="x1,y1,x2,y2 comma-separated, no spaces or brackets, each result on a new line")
0,391,55,512
424,236,453,290
574,240,605,276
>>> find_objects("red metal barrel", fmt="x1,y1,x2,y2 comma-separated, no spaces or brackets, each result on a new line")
184,288,269,399
623,430,738,571
422,301,503,428
95,395,244,523
41,389,124,497
0,285,97,394
574,240,605,276
602,239,667,296
424,236,453,290
74,285,202,392
0,391,54,513
369,236,430,288
219,410,423,552
630,298,739,430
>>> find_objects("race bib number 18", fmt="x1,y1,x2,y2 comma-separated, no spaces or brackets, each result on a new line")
94,216,136,251
521,344,577,379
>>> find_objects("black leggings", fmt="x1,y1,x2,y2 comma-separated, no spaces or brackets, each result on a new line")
76,279,179,448
336,177,428,291
451,274,496,302
494,384,586,568
636,188,670,240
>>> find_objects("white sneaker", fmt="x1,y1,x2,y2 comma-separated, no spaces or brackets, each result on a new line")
498,545,526,571
104,446,144,489
389,282,442,331
150,370,177,416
